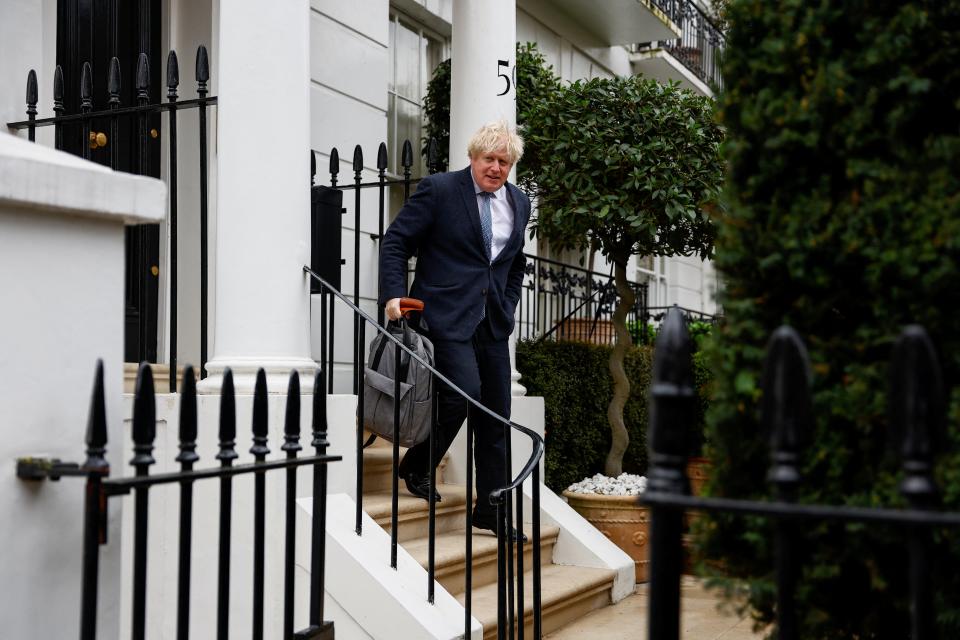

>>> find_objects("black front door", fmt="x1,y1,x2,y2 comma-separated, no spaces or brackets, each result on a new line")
57,0,162,363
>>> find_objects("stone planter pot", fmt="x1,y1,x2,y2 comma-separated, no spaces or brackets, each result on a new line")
562,490,649,582
556,318,616,345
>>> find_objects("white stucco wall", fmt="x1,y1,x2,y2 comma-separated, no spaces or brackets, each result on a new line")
309,0,391,393
0,132,165,639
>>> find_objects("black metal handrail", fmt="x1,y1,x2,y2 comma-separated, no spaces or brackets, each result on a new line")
11,47,216,392
303,264,545,639
644,309,956,640
16,361,339,640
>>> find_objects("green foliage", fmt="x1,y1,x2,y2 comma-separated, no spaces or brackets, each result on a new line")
628,319,716,351
703,0,960,637
516,340,712,491
421,58,451,171
421,42,561,175
522,76,723,266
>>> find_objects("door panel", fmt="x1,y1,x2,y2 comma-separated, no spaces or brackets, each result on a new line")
57,0,162,363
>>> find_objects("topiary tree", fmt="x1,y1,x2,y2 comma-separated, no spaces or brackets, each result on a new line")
422,42,560,175
701,0,960,636
524,77,723,476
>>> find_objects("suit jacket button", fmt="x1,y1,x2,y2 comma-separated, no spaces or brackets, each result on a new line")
481,288,487,295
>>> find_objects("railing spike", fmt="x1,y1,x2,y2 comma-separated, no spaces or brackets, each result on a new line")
352,144,363,174
890,325,943,503
329,147,340,186
401,139,413,169
250,369,270,457
80,62,93,109
176,366,200,464
131,363,157,468
136,53,150,99
648,306,695,470
108,57,121,104
762,326,812,491
217,369,239,461
377,142,388,171
645,306,693,640
891,326,941,640
166,50,180,95
26,70,38,114
83,360,109,472
196,45,210,85
283,371,302,452
53,66,64,109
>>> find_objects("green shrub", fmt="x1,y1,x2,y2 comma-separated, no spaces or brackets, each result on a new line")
703,0,960,637
517,340,711,492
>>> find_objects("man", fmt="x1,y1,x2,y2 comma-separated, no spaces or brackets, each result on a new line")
378,120,529,537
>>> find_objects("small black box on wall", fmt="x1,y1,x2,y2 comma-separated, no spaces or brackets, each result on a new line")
311,185,344,294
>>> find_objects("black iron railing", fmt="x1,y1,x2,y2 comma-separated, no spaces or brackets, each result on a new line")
304,265,545,640
312,139,658,379
311,139,443,393
516,255,649,344
634,0,725,91
643,308,959,639
8,47,217,391
16,362,339,640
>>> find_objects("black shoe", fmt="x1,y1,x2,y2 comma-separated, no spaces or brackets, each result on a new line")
398,462,441,503
471,510,529,543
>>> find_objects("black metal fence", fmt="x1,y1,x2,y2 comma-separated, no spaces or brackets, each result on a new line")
633,0,725,92
517,255,649,344
16,362,339,640
304,265,545,639
310,139,440,394
8,47,217,391
643,308,960,639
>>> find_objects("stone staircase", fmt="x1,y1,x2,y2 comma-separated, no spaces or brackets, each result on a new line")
361,439,617,639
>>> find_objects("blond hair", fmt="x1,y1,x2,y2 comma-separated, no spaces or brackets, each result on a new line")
466,120,524,164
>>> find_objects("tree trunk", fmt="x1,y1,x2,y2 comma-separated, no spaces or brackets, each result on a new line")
604,258,634,477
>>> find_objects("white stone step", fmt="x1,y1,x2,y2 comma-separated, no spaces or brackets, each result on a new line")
462,563,616,640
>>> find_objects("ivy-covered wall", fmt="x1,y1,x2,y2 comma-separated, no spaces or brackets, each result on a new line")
703,1,960,636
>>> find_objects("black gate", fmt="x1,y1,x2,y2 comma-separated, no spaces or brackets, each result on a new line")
11,43,217,391
17,363,339,640
643,308,960,639
57,0,163,363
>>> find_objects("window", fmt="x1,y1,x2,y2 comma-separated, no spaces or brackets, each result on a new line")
387,12,447,177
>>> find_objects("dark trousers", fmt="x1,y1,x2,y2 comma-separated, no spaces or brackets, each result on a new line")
401,318,511,517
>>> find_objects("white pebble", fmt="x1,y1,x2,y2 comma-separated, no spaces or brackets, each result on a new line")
567,473,647,496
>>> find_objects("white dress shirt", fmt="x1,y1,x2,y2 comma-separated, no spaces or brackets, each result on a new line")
472,179,515,261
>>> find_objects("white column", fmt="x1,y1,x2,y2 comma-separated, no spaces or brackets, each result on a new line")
200,0,316,394
450,0,526,395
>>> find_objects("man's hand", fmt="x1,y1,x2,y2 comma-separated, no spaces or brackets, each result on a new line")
385,297,402,321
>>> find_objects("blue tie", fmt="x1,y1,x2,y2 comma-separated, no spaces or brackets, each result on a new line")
478,192,493,322
479,191,493,261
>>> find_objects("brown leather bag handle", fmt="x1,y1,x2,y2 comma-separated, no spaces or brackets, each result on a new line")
398,297,424,317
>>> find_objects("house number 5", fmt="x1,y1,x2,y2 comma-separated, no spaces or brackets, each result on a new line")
497,60,513,96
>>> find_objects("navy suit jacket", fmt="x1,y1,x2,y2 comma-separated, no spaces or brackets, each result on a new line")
379,166,530,342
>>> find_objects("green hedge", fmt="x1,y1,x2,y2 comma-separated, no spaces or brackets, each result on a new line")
516,339,711,493
703,0,960,637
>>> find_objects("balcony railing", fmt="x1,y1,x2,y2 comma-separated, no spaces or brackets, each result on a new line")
634,0,726,92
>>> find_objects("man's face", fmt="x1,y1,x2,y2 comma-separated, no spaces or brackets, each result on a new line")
470,147,514,192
